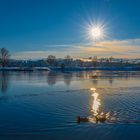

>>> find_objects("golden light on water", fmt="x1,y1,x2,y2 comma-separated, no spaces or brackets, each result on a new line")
90,88,96,92
89,88,112,123
90,88,101,116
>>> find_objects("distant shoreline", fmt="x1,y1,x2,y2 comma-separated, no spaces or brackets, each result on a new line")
0,66,140,72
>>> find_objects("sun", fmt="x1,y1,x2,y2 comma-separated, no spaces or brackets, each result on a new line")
90,26,103,39
87,24,105,41
83,19,107,41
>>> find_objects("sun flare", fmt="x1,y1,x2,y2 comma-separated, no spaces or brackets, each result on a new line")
87,24,105,40
84,19,107,41
90,26,102,39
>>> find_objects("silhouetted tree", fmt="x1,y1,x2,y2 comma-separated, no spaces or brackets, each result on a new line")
0,48,10,67
46,55,56,66
109,56,113,63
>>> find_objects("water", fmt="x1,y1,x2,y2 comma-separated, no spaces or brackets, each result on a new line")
0,71,140,140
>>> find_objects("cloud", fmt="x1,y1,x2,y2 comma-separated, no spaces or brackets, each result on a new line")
11,38,140,59
79,39,140,58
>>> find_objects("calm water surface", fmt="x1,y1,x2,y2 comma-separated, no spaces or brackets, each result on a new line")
0,71,140,140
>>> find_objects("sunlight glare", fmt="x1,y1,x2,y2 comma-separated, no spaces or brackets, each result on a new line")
90,88,101,116
91,92,101,116
83,19,108,41
90,26,102,39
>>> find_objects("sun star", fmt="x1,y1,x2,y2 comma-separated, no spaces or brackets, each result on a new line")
84,19,107,41
88,24,104,40
90,26,102,39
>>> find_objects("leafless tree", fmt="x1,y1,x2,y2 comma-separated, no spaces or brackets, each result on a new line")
46,55,56,66
109,56,113,63
0,48,10,67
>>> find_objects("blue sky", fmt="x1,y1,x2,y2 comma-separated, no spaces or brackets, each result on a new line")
0,0,140,59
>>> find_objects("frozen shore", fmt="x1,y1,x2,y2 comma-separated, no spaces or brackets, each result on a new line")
0,66,140,72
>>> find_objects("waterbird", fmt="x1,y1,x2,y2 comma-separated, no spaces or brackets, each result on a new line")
77,115,107,123
95,115,106,123
77,116,89,123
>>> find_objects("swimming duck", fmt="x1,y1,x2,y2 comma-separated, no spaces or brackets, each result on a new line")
77,116,89,123
95,115,106,123
77,115,107,123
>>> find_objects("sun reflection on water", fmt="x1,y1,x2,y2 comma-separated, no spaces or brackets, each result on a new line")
89,87,110,123
91,92,101,116
89,88,115,123
90,88,101,116
77,88,116,123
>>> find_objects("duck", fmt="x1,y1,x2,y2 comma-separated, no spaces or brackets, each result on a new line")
77,116,89,123
95,115,106,123
77,115,107,123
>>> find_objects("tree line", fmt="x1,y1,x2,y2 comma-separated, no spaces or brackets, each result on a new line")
0,48,73,68
0,48,139,69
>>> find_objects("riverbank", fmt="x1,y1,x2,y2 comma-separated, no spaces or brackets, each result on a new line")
0,66,140,72
0,67,51,72
51,66,140,71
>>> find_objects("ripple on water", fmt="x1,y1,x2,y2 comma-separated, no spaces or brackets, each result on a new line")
1,71,140,138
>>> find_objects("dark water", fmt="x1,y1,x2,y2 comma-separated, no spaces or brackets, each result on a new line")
0,71,140,140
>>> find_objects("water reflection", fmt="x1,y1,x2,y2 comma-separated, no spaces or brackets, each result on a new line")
89,88,117,123
92,79,98,85
46,72,72,86
90,88,101,116
46,72,57,86
88,88,107,123
0,72,9,93
0,71,140,94
77,88,108,123
63,73,73,85
109,77,113,85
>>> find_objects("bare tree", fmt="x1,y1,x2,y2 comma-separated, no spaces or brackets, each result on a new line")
109,56,113,63
0,48,10,67
46,55,56,66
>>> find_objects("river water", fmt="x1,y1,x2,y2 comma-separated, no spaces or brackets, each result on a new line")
0,71,140,140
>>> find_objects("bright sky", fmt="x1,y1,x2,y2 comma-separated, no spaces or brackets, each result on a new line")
0,0,140,59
